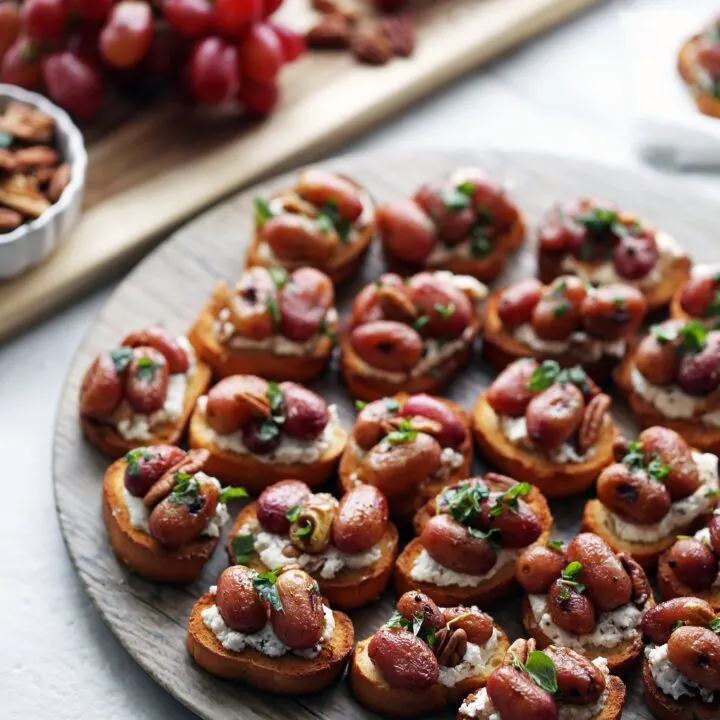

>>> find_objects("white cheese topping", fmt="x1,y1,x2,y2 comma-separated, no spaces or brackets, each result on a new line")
498,414,594,465
410,547,519,588
606,452,719,543
434,447,466,481
561,231,684,291
245,524,383,579
528,594,643,650
646,643,715,703
438,628,500,687
197,397,339,465
512,324,626,363
630,368,720,427
122,473,228,538
202,600,335,659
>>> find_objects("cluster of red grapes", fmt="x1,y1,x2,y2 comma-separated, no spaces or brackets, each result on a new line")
0,0,306,120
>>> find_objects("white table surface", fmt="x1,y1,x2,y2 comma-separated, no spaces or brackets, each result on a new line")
3,2,720,718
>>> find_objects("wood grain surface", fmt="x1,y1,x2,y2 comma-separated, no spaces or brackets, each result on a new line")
53,149,720,720
0,0,603,341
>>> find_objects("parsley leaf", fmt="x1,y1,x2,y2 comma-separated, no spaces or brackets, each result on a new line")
231,533,255,565
266,382,286,424
651,324,677,345
470,226,492,258
414,315,430,332
386,418,418,445
489,482,532,517
524,651,559,696
412,612,424,636
438,481,489,526
559,560,585,594
295,520,313,538
354,400,367,411
253,568,284,612
575,207,619,238
168,472,203,511
286,505,302,523
266,295,281,326
256,420,280,443
527,360,562,391
124,447,153,477
220,486,249,504
317,201,351,243
468,526,503,549
678,320,708,354
269,267,288,288
443,186,472,211
547,540,565,553
553,300,570,318
434,303,455,320
110,347,134,373
254,197,274,227
647,453,671,482
622,440,646,471
709,618,720,634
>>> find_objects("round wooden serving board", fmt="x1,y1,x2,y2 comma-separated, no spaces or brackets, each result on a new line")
54,149,720,720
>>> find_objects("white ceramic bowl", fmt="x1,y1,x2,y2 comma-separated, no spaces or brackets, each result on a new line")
0,84,87,280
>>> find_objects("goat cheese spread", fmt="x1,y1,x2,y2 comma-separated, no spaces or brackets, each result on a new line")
122,473,229,538
410,547,519,588
561,231,684,291
606,451,719,543
498,414,593,464
115,336,196,442
459,657,610,720
630,368,720,427
243,524,383,579
197,396,339,464
438,628,500,687
214,308,338,356
435,447,466,480
202,597,335,659
528,594,643,650
512,324,626,363
646,643,715,703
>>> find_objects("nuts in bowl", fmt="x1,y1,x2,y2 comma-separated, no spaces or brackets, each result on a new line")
0,85,86,279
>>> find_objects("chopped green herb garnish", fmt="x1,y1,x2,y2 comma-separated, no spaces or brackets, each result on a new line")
295,520,313,538
470,226,492,257
168,472,203,511
434,303,455,320
231,533,255,565
253,568,284,612
256,419,280,443
489,482,532,517
443,187,472,211
286,505,302,523
384,398,400,413
512,651,559,697
547,540,565,553
266,382,286,424
124,447,153,477
709,618,720,634
439,481,490,526
254,197,274,227
386,418,418,445
468,526,502,549
678,320,708,354
559,560,585,594
355,399,367,411
414,315,430,332
527,360,589,395
553,300,570,318
110,347,134,373
267,296,281,326
220,486,249,504
269,267,288,288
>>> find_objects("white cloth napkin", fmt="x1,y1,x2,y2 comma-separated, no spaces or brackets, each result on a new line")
622,0,720,169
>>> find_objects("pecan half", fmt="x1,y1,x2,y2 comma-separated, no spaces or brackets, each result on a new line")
434,627,468,667
14,146,60,172
0,173,51,218
504,637,536,666
143,449,209,510
307,13,350,49
234,389,272,419
619,553,651,609
378,285,417,323
312,0,360,21
381,415,442,436
351,22,392,65
0,101,54,143
577,393,611,454
0,207,22,231
380,15,416,57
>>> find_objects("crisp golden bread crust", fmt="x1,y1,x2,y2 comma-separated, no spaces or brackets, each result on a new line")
678,34,720,120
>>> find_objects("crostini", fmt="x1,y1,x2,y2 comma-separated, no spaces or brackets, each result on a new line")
79,325,211,458
537,198,690,312
458,637,626,720
472,359,618,498
340,270,487,401
188,374,347,491
103,446,244,583
188,266,337,382
350,590,509,718
376,167,524,282
658,511,720,608
246,168,375,285
614,319,720,453
641,597,720,719
582,427,720,568
394,473,553,606
482,274,646,380
226,481,398,609
678,16,720,120
517,532,653,675
338,393,472,523
670,263,720,326
187,565,354,694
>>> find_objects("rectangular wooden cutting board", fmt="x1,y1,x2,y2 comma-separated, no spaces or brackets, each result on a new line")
0,0,601,341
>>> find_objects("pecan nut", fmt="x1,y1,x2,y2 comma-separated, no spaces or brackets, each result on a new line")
381,414,442,436
311,0,360,21
306,13,350,49
505,637,536,666
0,173,51,218
351,22,392,65
378,285,418,323
143,449,209,509
0,101,54,143
618,553,651,609
14,146,60,172
0,207,22,231
434,627,468,667
577,393,611,454
380,15,416,57
47,163,71,202
234,389,272,419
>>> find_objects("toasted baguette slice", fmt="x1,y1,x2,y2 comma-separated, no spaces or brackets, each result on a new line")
581,498,713,570
187,593,353,694
350,626,509,718
226,503,399,609
338,396,473,524
481,288,621,381
394,482,552,606
520,594,648,675
187,282,335,382
102,457,219,583
81,361,212,459
678,34,720,120
471,394,617,498
188,403,347,492
613,358,720,455
382,217,525,284
642,655,720,720
458,673,626,720
657,546,720,610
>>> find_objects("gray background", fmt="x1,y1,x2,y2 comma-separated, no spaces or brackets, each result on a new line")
2,2,719,718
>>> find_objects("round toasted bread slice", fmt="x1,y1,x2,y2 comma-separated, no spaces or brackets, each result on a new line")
394,481,552,607
613,358,720,455
188,403,347,492
102,457,219,583
81,360,212,459
581,498,713,570
642,655,720,720
187,593,354,694
226,503,399,610
481,288,622,381
382,216,525,284
520,594,648,675
471,394,617,499
187,282,335,383
678,34,720,120
350,626,509,718
457,672,626,720
657,546,720,610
